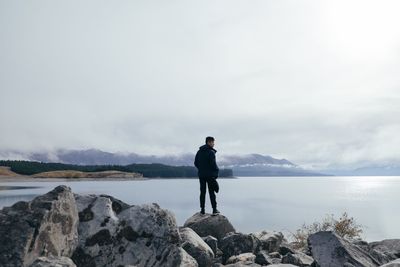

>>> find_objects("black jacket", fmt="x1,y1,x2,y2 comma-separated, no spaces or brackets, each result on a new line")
194,144,219,179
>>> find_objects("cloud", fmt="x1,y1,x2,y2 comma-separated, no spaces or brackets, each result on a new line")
1,0,400,170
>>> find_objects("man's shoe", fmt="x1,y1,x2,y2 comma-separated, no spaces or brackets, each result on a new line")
212,208,220,215
200,208,205,215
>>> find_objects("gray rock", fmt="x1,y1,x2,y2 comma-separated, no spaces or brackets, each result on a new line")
281,252,314,266
0,185,79,267
380,259,400,267
268,265,300,267
308,231,381,267
72,194,197,267
202,235,218,256
353,240,396,265
279,244,296,256
180,227,214,267
29,256,76,267
219,232,261,263
178,247,200,267
254,250,282,265
255,250,271,265
369,239,400,263
269,251,282,258
226,252,256,264
250,230,284,253
370,239,400,256
183,212,236,240
224,262,261,267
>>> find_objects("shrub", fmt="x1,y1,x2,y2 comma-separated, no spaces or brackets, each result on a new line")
290,212,363,250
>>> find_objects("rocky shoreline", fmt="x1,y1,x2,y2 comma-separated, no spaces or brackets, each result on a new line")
0,186,399,267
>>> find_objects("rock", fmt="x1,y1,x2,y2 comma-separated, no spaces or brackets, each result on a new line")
250,230,284,253
178,247,200,267
72,194,197,267
380,259,400,267
268,265,300,267
281,252,314,266
279,244,296,256
224,262,261,267
255,250,270,265
29,256,76,267
180,227,214,267
219,232,260,263
353,239,398,265
369,239,400,262
183,212,236,240
226,252,256,264
202,235,219,255
269,251,282,258
0,185,79,267
254,250,282,265
308,231,381,267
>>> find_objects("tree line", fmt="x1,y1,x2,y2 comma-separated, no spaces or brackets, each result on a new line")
0,160,233,178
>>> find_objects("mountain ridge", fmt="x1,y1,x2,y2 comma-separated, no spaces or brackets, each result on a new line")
0,148,327,176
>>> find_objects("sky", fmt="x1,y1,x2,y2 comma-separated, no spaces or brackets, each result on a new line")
1,0,400,170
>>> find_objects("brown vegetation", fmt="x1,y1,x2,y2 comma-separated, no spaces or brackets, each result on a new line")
0,166,20,177
290,212,363,250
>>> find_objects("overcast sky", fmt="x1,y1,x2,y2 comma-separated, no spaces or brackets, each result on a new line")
1,0,400,169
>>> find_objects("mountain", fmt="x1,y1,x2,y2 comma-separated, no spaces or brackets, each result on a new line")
0,148,327,176
217,154,328,176
322,164,400,176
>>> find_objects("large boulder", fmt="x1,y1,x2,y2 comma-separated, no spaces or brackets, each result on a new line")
279,244,296,256
380,259,400,267
254,250,281,265
72,194,197,267
202,235,218,255
250,230,284,253
267,265,300,267
176,247,199,267
226,252,256,264
0,185,79,267
224,263,261,267
369,239,400,262
352,239,399,265
219,232,260,263
225,264,296,267
179,227,214,267
29,256,76,267
308,231,381,267
281,252,314,266
183,212,235,240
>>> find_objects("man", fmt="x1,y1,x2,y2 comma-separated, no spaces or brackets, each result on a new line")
194,136,220,215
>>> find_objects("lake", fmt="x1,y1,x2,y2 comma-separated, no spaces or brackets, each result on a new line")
1,176,399,242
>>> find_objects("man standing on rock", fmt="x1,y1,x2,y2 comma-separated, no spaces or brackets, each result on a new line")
194,136,220,215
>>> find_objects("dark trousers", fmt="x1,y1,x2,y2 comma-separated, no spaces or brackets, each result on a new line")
199,177,217,209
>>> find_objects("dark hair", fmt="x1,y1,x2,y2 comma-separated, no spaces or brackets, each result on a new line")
205,136,215,144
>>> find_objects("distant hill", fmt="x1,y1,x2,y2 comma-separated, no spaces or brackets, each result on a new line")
0,149,327,176
0,160,233,178
0,166,19,177
323,164,400,176
217,154,328,176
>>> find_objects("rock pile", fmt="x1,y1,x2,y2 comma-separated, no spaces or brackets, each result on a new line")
1,185,399,267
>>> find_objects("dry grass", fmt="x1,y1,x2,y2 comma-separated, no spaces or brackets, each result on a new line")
290,212,364,250
0,166,19,177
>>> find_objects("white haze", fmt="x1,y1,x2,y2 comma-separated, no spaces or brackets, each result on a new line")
1,0,400,170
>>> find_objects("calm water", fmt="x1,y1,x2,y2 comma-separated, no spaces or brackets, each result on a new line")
1,176,399,242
